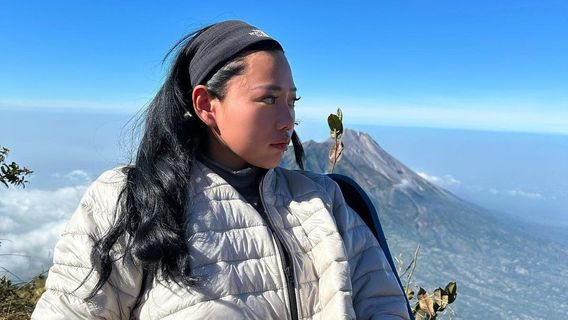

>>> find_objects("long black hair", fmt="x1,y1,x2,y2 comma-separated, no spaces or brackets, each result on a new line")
84,25,305,299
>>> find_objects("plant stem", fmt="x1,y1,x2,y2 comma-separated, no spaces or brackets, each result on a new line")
405,244,421,295
331,135,339,173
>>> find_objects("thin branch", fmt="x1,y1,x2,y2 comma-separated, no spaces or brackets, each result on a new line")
0,266,25,283
405,244,421,295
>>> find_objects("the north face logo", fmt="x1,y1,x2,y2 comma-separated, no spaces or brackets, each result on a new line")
249,29,270,38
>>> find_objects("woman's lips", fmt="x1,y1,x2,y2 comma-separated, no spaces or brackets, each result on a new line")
270,143,289,151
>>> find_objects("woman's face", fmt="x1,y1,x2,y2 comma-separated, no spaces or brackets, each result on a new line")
205,50,297,170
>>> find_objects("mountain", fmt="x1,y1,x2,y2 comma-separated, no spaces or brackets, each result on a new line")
282,129,568,320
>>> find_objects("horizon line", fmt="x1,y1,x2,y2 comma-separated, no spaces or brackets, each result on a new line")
2,103,568,137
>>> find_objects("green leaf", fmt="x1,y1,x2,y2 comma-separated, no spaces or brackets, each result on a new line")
327,114,343,136
445,282,457,304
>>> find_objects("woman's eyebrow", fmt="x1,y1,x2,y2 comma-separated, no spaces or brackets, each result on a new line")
252,84,297,92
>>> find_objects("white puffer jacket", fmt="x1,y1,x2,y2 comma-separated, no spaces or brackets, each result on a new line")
32,162,410,319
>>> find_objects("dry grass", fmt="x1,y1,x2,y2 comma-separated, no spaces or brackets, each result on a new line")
0,275,45,320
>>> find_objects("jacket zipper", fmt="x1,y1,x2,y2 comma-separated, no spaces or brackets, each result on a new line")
259,178,300,320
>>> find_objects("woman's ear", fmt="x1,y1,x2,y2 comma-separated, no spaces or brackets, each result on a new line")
192,85,217,127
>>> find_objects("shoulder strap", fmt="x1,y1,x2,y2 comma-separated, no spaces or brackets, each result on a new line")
327,174,391,256
327,173,415,319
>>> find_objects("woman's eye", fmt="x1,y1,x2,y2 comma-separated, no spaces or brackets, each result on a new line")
262,95,301,107
289,96,301,108
263,96,277,104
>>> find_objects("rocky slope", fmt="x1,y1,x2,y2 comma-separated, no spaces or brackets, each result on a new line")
282,129,568,319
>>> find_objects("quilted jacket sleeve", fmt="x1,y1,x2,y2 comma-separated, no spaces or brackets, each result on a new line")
325,177,411,320
31,169,144,320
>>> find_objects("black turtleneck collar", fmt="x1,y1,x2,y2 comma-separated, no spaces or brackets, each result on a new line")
197,154,267,210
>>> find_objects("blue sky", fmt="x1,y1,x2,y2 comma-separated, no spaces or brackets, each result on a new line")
2,1,568,280
1,0,567,134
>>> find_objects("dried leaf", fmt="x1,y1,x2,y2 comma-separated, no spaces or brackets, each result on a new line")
405,287,415,301
328,140,343,172
327,109,344,173
417,287,435,317
433,288,449,312
414,308,429,320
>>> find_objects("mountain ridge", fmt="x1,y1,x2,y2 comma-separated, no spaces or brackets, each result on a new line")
282,128,568,319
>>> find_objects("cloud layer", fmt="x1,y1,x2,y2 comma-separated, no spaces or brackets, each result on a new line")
417,171,546,201
417,172,462,187
0,170,91,281
0,167,556,281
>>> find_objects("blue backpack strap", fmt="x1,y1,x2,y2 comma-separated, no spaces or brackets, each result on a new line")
327,173,414,319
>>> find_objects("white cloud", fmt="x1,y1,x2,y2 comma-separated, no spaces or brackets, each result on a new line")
515,265,529,276
52,169,92,184
504,189,543,200
416,172,545,201
393,178,411,189
468,185,544,200
417,172,462,186
0,171,91,281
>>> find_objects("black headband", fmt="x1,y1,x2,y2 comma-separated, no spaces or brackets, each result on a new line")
188,20,283,87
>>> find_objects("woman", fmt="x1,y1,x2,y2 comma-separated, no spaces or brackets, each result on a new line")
32,20,410,319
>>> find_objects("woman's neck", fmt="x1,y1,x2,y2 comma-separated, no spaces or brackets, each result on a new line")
205,131,249,170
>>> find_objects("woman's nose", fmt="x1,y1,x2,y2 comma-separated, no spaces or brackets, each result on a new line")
276,103,295,131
